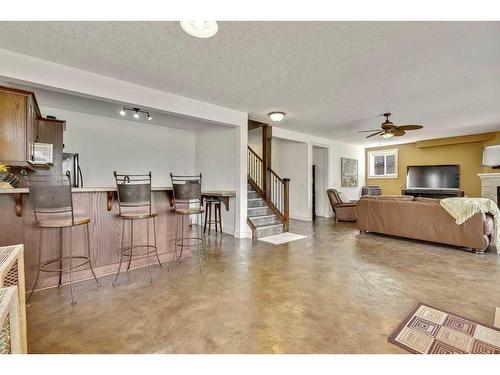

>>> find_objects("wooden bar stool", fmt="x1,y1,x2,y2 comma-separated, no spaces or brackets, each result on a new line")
170,173,206,269
27,174,100,306
112,172,162,286
204,198,223,235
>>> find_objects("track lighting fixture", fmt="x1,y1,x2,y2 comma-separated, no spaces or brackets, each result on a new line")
119,107,152,121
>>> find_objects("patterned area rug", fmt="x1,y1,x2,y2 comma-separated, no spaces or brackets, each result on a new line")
388,303,500,354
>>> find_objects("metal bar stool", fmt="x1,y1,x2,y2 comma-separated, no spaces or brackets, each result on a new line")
112,171,163,285
203,198,223,235
27,174,100,306
170,173,206,269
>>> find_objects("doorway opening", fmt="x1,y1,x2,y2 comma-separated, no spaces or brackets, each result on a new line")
312,145,329,219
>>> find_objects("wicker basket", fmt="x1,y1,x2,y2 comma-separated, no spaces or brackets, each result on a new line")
0,245,26,353
0,287,21,354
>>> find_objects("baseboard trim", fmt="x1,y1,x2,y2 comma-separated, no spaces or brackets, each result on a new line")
290,215,312,222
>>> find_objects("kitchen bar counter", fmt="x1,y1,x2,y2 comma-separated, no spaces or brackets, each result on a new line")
0,187,175,217
0,188,183,292
0,186,173,194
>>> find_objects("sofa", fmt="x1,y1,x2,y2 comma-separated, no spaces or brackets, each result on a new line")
357,195,493,254
327,189,357,222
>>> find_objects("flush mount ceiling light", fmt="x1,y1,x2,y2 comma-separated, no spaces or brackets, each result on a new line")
119,107,152,121
268,112,286,122
180,21,218,38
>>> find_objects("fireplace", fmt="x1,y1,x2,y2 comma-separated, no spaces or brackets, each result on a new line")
477,173,500,204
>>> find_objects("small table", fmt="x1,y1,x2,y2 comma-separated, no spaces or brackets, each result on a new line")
201,191,236,211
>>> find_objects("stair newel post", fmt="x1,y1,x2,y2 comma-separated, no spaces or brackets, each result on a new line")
283,178,290,231
262,125,272,200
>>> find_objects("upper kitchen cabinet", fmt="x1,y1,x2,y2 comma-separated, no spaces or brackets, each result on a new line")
0,85,41,168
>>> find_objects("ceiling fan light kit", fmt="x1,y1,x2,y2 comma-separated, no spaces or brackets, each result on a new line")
358,112,423,139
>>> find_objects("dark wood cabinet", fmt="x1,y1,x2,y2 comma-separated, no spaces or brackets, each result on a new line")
0,86,41,167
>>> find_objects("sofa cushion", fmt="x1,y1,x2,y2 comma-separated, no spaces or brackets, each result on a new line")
414,197,441,203
377,195,414,201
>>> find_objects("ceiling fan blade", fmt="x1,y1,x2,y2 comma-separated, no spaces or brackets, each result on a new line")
358,129,382,133
397,125,423,131
366,131,382,138
393,129,406,136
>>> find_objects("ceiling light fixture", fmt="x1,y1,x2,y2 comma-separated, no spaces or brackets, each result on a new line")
381,132,395,139
180,21,218,38
120,107,152,121
268,112,286,122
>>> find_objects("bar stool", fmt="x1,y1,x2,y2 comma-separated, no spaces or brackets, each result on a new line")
112,172,162,286
27,174,100,306
203,198,223,235
170,173,206,269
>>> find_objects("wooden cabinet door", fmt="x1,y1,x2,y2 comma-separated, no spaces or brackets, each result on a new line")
0,91,27,163
26,95,37,163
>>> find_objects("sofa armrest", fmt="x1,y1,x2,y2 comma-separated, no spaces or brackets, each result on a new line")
336,202,357,208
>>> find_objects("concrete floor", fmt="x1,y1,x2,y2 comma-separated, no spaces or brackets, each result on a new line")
26,218,500,353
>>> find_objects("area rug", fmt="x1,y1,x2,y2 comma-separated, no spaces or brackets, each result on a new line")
258,232,306,245
388,303,500,354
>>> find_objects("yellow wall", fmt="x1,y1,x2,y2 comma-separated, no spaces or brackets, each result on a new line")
365,131,500,197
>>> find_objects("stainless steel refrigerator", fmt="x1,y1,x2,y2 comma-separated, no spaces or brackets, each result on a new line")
62,153,84,187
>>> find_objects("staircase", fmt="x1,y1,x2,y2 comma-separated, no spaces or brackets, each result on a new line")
247,145,290,239
247,183,284,238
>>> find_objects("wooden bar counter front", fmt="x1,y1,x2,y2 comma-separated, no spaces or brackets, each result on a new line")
0,188,185,291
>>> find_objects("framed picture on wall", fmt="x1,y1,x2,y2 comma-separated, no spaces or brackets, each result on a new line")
341,158,358,187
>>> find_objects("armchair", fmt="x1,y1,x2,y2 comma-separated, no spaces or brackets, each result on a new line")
327,189,357,222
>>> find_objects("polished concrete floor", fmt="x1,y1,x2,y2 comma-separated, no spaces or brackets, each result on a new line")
27,218,500,353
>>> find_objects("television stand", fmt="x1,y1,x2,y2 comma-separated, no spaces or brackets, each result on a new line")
402,189,464,199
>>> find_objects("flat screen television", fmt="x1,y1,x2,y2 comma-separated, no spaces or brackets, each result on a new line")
406,165,460,190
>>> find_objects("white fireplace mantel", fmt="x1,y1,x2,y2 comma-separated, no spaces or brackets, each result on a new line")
477,173,500,204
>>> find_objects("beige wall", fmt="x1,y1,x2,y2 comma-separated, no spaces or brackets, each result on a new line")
365,131,500,197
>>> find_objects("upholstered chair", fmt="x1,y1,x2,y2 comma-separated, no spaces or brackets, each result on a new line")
327,189,358,222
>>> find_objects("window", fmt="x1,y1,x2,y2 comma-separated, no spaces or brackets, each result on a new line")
368,149,398,178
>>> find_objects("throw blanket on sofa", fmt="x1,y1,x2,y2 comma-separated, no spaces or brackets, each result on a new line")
440,197,500,253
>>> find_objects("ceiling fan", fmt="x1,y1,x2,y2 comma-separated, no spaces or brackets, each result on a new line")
358,113,423,139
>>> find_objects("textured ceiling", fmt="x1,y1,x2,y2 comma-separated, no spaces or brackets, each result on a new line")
0,21,499,144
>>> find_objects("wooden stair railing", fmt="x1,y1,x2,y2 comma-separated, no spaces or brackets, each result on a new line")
247,146,290,232
268,168,290,232
248,146,264,191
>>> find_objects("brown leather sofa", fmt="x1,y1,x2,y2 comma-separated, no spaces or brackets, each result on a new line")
327,189,357,222
357,196,493,254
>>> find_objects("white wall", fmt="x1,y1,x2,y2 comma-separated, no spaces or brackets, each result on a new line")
41,106,196,187
272,138,310,221
248,128,262,157
272,127,365,220
195,125,238,235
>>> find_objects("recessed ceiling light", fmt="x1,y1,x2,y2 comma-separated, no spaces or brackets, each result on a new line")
268,112,286,122
180,21,218,38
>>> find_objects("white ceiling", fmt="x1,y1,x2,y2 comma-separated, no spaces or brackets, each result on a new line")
0,21,499,145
